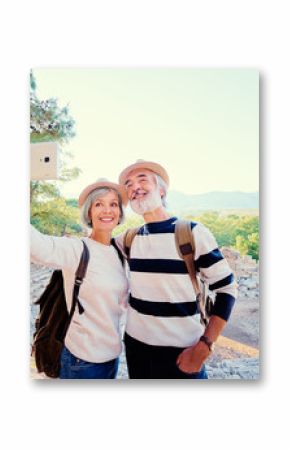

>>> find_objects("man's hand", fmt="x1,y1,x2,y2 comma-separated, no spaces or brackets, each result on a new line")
176,315,227,374
176,341,210,374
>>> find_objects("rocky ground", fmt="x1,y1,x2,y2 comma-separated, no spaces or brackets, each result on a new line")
30,257,260,380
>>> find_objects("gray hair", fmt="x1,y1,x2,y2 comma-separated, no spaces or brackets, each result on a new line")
155,174,168,208
80,187,125,229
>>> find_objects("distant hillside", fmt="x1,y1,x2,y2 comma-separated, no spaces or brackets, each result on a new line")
67,191,259,215
167,190,259,213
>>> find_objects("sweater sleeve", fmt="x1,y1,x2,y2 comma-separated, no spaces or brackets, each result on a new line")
30,225,82,271
193,223,237,321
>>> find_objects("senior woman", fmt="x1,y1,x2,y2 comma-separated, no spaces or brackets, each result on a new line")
30,178,129,379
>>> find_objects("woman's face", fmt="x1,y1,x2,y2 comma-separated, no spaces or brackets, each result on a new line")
89,190,121,232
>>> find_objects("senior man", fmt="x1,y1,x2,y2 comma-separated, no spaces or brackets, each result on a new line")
116,160,237,379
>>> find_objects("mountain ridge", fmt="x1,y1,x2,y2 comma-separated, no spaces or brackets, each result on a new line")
66,190,259,214
167,190,259,213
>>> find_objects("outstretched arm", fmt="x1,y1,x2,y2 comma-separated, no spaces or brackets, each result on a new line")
30,224,82,271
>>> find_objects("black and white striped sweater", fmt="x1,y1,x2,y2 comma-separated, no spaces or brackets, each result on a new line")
116,217,237,348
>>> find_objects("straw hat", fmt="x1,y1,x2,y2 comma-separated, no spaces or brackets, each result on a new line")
118,159,170,187
78,178,128,207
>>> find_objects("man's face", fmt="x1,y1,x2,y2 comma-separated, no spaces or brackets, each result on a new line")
124,168,163,215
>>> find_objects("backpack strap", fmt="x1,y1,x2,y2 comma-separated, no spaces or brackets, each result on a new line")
174,220,200,295
123,227,141,260
61,240,90,340
70,240,90,317
75,240,90,283
174,219,208,326
111,238,125,265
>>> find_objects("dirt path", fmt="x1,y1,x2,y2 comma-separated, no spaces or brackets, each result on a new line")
221,293,259,349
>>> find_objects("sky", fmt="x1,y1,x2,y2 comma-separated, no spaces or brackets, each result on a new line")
33,68,259,198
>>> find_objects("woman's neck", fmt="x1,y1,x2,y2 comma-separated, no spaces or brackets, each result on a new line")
89,230,112,246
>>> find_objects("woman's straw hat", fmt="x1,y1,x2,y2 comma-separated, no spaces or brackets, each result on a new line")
78,178,128,207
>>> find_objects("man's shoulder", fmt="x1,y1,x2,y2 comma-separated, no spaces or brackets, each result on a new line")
174,219,216,247
113,231,126,249
175,218,203,232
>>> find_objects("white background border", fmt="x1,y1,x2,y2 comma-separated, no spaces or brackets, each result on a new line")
1,1,289,448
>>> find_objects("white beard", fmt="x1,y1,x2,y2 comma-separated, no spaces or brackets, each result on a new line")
131,189,163,215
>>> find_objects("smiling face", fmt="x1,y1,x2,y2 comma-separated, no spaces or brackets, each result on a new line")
124,168,164,215
89,189,121,232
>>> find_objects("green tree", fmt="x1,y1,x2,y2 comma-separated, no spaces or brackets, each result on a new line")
182,210,259,259
30,70,81,205
30,71,75,145
247,232,259,260
31,198,82,236
113,215,144,237
234,216,259,240
30,71,83,237
235,235,249,255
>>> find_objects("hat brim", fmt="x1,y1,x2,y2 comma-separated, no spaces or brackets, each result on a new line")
78,181,128,207
119,161,169,187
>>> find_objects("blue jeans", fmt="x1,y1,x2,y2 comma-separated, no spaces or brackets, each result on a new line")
179,364,208,379
59,346,119,379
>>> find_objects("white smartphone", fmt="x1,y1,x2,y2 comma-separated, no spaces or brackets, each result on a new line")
30,142,59,180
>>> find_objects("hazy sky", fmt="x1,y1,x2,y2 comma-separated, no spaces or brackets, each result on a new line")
33,68,259,198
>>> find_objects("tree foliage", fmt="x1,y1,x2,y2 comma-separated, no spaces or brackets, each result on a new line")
30,70,81,203
31,198,82,236
30,70,81,216
113,215,144,237
30,71,75,145
31,201,259,259
184,211,259,260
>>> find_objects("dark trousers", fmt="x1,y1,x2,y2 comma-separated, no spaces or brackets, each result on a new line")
124,333,208,379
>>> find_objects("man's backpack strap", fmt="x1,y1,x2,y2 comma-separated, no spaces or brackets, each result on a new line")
68,240,90,319
123,227,141,260
174,220,200,295
174,219,209,326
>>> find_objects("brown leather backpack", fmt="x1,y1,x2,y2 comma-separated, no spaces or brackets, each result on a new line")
32,240,90,378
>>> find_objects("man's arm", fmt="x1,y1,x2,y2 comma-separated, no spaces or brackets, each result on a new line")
177,223,237,374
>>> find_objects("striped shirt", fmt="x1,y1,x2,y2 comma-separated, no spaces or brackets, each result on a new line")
116,217,237,348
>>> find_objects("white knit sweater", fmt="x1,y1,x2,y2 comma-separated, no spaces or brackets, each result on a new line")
31,226,128,363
